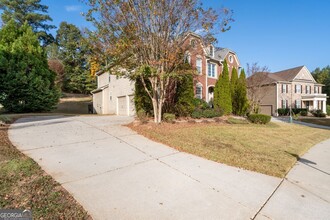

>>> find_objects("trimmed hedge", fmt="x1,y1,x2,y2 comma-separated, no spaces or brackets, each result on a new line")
311,109,326,118
248,114,271,124
277,108,308,116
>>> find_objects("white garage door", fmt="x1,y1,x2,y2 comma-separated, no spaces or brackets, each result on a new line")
118,96,127,115
129,95,135,116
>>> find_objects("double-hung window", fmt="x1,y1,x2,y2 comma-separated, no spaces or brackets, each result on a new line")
208,63,216,78
282,84,287,93
295,100,301,108
282,100,288,108
195,85,202,99
306,85,310,94
295,84,301,93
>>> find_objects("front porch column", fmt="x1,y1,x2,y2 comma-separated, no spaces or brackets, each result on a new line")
313,100,317,110
322,100,327,114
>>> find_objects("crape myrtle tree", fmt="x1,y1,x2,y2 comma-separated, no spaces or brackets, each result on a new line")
0,0,56,45
83,0,233,123
0,21,60,112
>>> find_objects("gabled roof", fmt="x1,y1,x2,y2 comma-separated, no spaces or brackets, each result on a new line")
272,66,305,81
247,65,317,86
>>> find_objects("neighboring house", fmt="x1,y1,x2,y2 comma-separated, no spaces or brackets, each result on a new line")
92,32,240,115
91,71,135,116
182,32,240,103
247,65,327,116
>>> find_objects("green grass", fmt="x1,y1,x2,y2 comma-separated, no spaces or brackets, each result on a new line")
130,122,330,177
0,120,91,219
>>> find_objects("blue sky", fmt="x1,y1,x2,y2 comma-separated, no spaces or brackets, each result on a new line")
42,0,330,72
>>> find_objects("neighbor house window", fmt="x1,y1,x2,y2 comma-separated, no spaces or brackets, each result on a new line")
282,100,288,108
196,58,202,75
314,86,318,94
184,52,191,64
282,84,287,93
295,84,301,93
306,85,310,94
295,100,301,108
196,85,202,99
208,63,216,78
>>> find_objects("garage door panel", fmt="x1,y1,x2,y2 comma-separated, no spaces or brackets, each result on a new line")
118,96,127,115
260,105,272,116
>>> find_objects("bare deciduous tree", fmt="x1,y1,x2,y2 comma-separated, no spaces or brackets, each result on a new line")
246,62,271,113
83,0,233,123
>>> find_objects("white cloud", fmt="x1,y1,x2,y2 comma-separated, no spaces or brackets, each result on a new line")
65,5,82,12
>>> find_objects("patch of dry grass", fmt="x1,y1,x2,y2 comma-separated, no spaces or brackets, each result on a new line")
128,122,330,177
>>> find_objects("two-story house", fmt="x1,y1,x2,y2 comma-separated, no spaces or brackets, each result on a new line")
247,66,327,116
182,32,240,103
91,32,241,115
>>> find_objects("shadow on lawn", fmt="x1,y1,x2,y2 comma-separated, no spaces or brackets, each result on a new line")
285,151,330,176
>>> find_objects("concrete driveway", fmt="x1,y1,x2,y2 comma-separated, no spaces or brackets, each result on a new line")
8,115,329,219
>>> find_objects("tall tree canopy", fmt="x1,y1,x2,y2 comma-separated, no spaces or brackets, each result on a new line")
0,21,59,112
312,65,330,104
0,0,56,45
55,22,95,93
83,0,233,123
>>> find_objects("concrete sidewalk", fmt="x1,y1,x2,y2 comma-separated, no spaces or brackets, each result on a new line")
255,138,330,220
8,115,330,219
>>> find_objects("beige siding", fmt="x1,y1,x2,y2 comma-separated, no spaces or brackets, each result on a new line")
258,84,277,115
97,72,109,88
93,91,103,114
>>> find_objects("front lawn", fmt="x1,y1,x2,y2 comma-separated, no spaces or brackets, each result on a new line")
129,121,330,177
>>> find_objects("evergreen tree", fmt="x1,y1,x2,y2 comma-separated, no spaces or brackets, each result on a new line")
0,21,59,113
236,69,249,115
214,61,232,114
0,0,56,45
230,67,238,114
175,74,195,116
134,77,153,115
56,22,95,93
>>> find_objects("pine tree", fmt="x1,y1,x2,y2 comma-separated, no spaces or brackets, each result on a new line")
0,21,59,113
236,69,249,115
231,68,238,114
175,73,195,116
0,0,56,45
214,61,232,114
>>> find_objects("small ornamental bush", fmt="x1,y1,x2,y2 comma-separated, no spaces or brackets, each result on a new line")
191,108,223,119
191,110,203,119
163,113,176,123
311,109,326,118
248,114,271,124
137,109,148,123
300,110,308,116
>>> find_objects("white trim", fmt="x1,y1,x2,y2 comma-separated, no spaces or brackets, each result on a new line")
207,62,217,78
292,66,316,83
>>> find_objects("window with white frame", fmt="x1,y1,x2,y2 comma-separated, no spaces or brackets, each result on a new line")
196,58,202,75
195,85,202,99
306,85,310,94
282,100,287,108
208,63,216,78
295,100,301,108
184,52,191,64
295,84,301,93
314,86,318,94
191,39,196,48
282,84,287,93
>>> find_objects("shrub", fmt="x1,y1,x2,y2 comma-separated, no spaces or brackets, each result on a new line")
327,105,330,116
163,113,176,123
137,109,148,123
300,110,308,116
311,109,326,117
191,110,203,119
0,115,12,124
248,114,271,124
175,74,195,117
192,98,209,110
277,108,307,116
